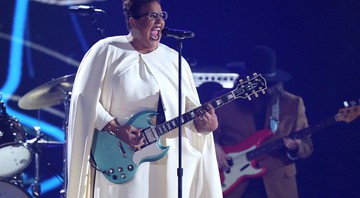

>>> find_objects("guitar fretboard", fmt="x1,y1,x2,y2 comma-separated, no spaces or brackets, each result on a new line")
140,91,240,147
246,116,338,161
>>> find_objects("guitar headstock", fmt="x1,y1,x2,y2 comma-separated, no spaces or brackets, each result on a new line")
233,73,268,100
336,104,360,123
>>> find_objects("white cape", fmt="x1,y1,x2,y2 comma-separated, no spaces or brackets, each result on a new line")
66,36,222,198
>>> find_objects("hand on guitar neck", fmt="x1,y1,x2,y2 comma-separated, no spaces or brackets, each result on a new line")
194,103,218,133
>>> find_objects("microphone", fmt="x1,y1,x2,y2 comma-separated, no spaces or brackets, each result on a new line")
68,5,105,16
162,27,195,39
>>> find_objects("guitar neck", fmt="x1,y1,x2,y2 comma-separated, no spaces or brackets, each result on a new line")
140,74,267,148
246,115,338,161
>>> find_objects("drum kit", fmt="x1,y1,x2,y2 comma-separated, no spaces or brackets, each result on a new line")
0,74,75,197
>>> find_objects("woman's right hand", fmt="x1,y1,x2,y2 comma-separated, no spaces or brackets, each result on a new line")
104,120,144,149
116,124,144,149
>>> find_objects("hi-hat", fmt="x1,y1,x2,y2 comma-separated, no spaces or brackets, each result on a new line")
19,74,75,110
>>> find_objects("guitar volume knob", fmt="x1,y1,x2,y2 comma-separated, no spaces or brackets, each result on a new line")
118,167,123,172
128,165,134,171
108,168,114,174
121,173,126,179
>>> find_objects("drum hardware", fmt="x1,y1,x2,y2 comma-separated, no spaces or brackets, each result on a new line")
3,173,24,186
30,126,42,198
24,126,64,197
59,93,71,198
18,74,75,197
25,126,63,146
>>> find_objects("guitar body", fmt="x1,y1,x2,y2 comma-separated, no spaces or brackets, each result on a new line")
220,129,273,196
91,110,170,184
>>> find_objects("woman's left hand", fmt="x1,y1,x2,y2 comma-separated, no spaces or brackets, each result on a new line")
194,103,218,132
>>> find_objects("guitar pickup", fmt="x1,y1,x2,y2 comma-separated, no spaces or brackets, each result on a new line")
240,164,250,171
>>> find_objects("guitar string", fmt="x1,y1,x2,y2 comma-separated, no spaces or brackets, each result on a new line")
229,153,248,165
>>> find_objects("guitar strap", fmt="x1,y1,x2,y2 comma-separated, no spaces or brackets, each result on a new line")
156,94,166,125
270,97,279,133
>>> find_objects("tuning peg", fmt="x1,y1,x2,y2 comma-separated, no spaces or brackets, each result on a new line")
343,101,349,107
245,93,251,101
246,76,250,81
261,89,266,94
253,73,258,76
253,90,258,97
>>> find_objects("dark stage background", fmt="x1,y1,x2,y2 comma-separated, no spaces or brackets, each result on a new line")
1,0,359,197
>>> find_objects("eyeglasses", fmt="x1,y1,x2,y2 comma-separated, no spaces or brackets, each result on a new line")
133,11,168,21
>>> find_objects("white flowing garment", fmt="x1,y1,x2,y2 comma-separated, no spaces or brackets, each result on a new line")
66,36,223,198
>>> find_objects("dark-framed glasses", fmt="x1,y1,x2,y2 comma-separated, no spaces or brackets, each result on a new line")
134,11,168,21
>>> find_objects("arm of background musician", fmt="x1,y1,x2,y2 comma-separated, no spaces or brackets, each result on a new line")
212,119,232,170
289,97,314,159
214,142,232,171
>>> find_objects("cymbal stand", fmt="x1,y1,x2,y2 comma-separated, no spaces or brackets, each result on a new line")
60,93,71,197
31,125,42,197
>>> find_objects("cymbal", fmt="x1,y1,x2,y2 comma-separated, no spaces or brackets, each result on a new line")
19,74,75,110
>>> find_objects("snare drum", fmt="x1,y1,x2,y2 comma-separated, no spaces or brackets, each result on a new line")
0,114,32,179
0,180,31,198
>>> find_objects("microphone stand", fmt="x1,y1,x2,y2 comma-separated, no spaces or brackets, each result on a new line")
68,5,105,39
168,29,194,198
89,13,104,39
176,38,184,198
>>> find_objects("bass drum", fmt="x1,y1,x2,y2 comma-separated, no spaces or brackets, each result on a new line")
0,180,31,198
0,114,32,179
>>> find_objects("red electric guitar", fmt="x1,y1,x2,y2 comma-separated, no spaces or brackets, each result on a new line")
220,104,360,196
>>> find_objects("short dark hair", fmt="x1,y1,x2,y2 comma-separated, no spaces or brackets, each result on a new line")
123,0,161,30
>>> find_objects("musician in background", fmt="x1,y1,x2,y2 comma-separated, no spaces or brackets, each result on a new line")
66,0,222,197
214,45,313,198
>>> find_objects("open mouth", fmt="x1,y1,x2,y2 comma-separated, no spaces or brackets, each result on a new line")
150,27,161,40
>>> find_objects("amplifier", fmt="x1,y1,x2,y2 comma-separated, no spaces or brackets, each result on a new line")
193,72,238,88
192,66,240,88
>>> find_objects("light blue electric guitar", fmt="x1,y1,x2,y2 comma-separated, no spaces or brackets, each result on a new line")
91,73,267,184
